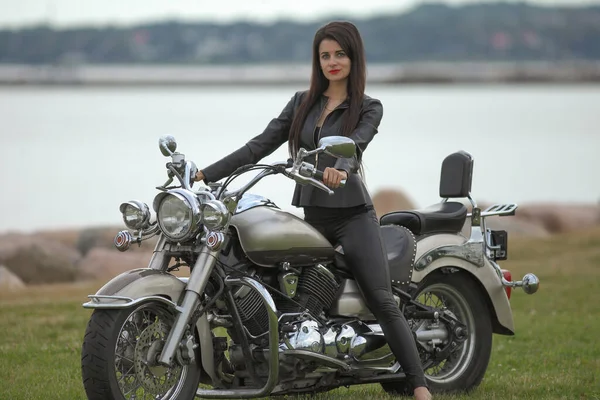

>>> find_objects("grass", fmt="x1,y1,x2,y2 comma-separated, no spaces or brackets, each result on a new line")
1,228,600,399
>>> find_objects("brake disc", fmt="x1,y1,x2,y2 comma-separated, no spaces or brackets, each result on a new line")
134,322,181,394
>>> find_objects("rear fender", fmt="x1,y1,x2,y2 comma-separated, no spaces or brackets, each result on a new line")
82,268,217,382
412,234,515,335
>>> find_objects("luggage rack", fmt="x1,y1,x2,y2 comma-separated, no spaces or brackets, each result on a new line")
468,203,518,218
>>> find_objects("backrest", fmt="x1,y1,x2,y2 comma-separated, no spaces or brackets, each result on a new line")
439,151,473,198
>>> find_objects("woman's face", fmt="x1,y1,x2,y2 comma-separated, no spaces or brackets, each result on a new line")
318,39,351,83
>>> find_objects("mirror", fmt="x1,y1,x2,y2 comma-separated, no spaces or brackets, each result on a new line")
159,135,177,157
318,136,356,158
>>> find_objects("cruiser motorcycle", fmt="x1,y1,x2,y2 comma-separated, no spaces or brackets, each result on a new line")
81,135,540,399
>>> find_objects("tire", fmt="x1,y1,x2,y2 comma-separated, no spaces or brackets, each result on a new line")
81,301,201,400
381,271,493,395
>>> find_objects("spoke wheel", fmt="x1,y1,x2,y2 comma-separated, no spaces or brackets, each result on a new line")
382,271,493,395
82,301,201,400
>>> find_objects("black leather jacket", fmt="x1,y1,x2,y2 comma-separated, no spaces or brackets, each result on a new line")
201,90,383,208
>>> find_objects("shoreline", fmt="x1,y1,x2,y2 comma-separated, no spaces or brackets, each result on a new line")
2,61,600,86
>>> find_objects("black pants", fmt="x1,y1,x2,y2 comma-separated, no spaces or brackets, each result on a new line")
304,205,428,390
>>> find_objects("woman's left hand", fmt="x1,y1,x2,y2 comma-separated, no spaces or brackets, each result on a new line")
322,168,348,189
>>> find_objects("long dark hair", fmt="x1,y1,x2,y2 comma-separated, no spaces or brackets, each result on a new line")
288,21,367,158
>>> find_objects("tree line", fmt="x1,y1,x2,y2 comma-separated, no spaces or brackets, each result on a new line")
1,3,599,64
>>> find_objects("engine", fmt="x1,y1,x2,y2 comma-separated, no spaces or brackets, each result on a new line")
276,264,340,318
230,263,393,369
232,264,340,337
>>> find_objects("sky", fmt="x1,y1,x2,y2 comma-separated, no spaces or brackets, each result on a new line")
0,0,597,28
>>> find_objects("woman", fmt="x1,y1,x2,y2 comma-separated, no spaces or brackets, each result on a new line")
194,21,432,400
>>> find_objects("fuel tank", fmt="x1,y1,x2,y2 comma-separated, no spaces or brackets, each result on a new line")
229,194,334,267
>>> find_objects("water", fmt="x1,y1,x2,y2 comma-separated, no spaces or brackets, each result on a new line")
1,84,598,233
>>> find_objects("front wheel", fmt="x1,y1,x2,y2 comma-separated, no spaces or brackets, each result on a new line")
382,271,493,395
81,301,201,400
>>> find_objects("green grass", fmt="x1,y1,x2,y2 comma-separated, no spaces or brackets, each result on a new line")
1,228,600,399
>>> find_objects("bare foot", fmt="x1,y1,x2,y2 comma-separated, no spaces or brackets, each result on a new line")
414,386,432,400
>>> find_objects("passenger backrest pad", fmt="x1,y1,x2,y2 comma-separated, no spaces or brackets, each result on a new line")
439,151,473,198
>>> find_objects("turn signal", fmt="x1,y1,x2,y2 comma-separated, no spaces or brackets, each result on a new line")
114,230,133,252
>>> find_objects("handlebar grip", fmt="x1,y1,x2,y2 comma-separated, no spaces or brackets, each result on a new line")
313,169,346,188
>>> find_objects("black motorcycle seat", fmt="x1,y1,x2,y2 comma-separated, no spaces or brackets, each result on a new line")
379,201,467,236
334,225,415,290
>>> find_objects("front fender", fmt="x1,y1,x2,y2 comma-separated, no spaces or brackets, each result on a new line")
412,234,515,335
82,268,217,383
83,268,186,307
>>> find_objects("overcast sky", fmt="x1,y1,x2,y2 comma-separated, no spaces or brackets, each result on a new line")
0,0,597,28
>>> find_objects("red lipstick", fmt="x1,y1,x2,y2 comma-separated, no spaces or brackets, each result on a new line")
329,69,341,75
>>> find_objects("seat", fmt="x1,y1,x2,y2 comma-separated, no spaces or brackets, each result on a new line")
379,202,467,235
380,150,473,236
334,225,416,290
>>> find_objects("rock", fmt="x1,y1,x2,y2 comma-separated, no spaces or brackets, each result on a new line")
78,248,153,281
516,204,600,234
372,188,416,218
77,226,159,255
0,235,82,284
0,265,26,290
482,216,550,237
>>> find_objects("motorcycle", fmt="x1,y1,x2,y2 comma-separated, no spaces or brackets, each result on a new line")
81,135,540,399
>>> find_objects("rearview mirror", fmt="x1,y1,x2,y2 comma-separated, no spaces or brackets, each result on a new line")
318,136,356,159
159,135,177,157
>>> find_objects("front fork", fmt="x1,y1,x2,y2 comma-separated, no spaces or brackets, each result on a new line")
158,245,220,366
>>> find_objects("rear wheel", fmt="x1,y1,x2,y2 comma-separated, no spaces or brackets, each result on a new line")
81,301,201,400
382,271,493,395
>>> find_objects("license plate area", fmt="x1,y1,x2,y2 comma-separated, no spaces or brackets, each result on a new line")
487,229,508,260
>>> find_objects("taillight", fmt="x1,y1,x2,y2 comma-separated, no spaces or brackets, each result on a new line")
501,269,512,299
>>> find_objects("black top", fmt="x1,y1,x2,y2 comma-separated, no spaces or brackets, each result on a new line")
200,90,384,209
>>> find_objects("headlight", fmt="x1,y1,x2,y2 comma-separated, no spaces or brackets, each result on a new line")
119,201,151,230
201,200,230,231
154,190,201,241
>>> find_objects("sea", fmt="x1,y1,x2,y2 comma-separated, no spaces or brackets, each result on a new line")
1,83,598,233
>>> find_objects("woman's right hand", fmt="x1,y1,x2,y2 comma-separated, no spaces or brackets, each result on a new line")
193,171,205,182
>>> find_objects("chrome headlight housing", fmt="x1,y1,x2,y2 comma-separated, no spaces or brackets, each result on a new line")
119,200,151,230
153,189,202,242
200,200,230,231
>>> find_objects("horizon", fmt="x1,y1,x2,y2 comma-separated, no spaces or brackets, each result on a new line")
1,0,599,29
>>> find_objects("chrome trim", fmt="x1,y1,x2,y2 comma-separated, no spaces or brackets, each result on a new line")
323,327,338,358
234,193,278,214
148,235,170,271
159,134,177,156
280,349,350,371
153,188,203,242
159,246,219,366
197,276,279,399
282,320,323,353
415,327,448,342
206,232,225,251
278,272,299,298
201,199,231,231
478,203,518,218
114,230,133,252
415,223,485,271
82,294,180,310
490,260,540,295
119,200,151,230
158,290,200,366
198,312,219,385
